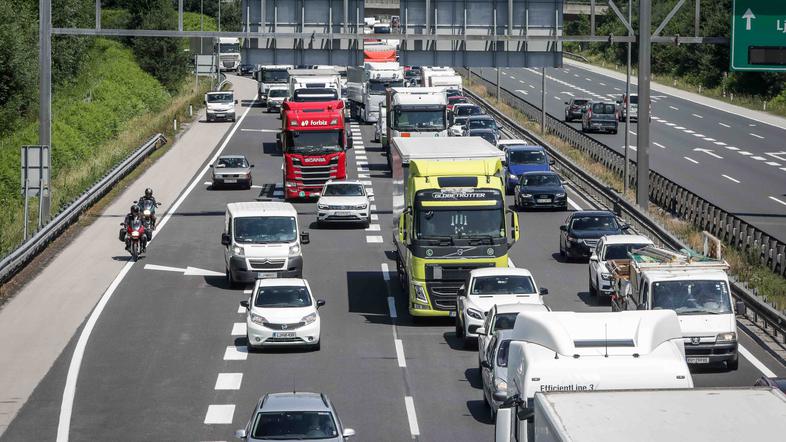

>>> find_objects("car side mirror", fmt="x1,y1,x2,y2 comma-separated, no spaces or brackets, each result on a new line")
559,225,567,232
234,429,248,439
317,299,326,308
476,327,486,336
235,99,238,104
250,164,255,168
621,223,631,231
548,159,555,166
480,360,492,370
300,231,310,244
564,102,569,105
347,136,353,149
342,428,356,438
221,233,231,246
735,301,747,316
209,164,214,168
539,288,549,295
240,300,249,309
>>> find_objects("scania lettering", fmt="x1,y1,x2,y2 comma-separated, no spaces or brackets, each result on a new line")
347,62,405,123
256,65,293,104
280,100,348,200
391,137,516,317
384,87,448,158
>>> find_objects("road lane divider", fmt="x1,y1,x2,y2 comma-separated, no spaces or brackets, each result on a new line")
204,404,235,425
214,373,243,391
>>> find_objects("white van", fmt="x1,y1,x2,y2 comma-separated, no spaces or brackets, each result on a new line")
495,310,693,442
221,202,309,287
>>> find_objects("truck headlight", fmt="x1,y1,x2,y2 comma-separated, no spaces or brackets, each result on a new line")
413,284,428,303
232,245,245,256
250,313,266,325
494,378,508,394
716,332,737,343
466,308,484,320
301,312,317,325
289,244,301,256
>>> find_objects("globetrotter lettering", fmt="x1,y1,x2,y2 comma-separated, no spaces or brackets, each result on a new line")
431,192,488,199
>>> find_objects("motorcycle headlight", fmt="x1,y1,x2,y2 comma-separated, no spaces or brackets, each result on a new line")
413,284,428,303
301,312,318,325
289,243,301,256
143,210,151,216
250,313,266,325
318,203,329,210
716,332,737,343
130,231,140,238
494,378,508,393
232,245,245,256
466,308,484,320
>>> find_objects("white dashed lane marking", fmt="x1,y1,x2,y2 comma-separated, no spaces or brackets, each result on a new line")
365,224,381,232
653,142,666,149
231,322,246,336
366,235,383,243
770,196,786,207
395,339,407,367
692,113,703,119
719,122,731,128
750,133,764,139
405,397,421,437
684,156,699,164
722,175,740,184
204,404,235,424
214,373,243,390
669,106,679,111
223,346,248,361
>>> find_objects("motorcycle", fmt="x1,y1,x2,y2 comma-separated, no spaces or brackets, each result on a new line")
121,219,147,261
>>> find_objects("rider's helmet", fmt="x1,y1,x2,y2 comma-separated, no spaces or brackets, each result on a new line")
144,188,153,198
130,205,140,215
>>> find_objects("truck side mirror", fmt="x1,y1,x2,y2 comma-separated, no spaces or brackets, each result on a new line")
498,393,520,407
735,301,747,316
300,231,310,244
235,99,238,104
516,406,535,421
221,233,231,246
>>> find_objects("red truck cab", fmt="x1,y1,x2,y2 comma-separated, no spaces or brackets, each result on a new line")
280,100,348,199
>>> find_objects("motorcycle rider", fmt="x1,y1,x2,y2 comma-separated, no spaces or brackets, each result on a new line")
122,205,143,252
138,188,158,229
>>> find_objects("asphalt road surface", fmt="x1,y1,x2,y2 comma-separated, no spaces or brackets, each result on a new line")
3,92,786,442
475,64,786,245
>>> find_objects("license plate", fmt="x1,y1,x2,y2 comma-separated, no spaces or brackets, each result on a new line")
336,211,351,216
257,272,277,279
686,357,710,364
224,179,237,183
449,311,456,317
273,332,296,338
216,113,225,117
536,198,552,203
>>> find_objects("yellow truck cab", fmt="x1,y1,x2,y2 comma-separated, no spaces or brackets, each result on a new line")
390,137,520,317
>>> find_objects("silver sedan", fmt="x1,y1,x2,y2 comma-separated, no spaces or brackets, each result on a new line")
211,155,254,189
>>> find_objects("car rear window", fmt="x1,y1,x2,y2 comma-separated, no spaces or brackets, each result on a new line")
592,103,616,114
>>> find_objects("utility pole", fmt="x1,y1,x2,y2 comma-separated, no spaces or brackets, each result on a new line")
541,67,546,134
38,0,52,226
636,0,651,209
623,0,632,195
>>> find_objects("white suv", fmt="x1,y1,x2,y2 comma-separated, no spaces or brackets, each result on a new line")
455,268,547,347
316,180,370,227
588,234,653,297
241,278,324,350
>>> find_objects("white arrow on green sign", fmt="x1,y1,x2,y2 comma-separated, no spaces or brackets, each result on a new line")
731,0,786,72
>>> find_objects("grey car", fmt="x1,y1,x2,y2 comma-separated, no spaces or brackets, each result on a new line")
480,328,515,417
581,102,619,134
211,155,254,189
235,392,356,441
564,97,590,122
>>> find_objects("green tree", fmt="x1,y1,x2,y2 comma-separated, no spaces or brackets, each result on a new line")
128,0,190,91
0,0,37,134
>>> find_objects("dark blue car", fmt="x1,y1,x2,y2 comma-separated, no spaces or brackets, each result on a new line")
503,145,553,194
514,171,568,210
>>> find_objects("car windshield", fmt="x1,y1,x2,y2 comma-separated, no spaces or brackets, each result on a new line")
497,340,512,368
207,93,233,103
493,313,518,331
262,70,289,82
452,116,469,127
393,109,446,130
254,286,312,308
572,99,589,106
592,103,616,114
252,411,337,439
368,80,405,94
468,118,496,130
216,157,248,168
269,89,289,98
651,280,733,314
323,183,365,196
471,276,536,295
508,150,546,165
445,89,462,98
285,131,343,154
570,215,618,231
454,106,481,117
416,208,504,239
603,243,651,260
234,216,297,244
521,174,560,187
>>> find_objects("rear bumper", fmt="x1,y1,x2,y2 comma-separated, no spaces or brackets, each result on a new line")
318,209,369,223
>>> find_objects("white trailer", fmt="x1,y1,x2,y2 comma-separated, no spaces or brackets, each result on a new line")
495,310,693,442
527,387,786,442
421,66,462,91
384,87,448,154
347,62,404,123
287,68,342,102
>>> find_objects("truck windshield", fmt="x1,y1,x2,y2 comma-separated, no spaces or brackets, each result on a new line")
508,150,546,165
286,130,343,154
603,243,650,260
393,109,446,130
219,43,240,53
471,276,536,295
262,70,289,83
368,80,404,94
234,216,296,244
651,280,733,314
207,93,233,103
416,208,504,239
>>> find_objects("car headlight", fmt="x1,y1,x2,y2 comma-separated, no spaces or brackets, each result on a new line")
232,245,245,255
494,378,508,394
413,284,428,303
317,203,329,210
301,312,318,325
355,203,368,210
289,244,301,256
555,193,566,198
250,313,266,325
716,332,737,343
601,273,612,281
466,308,484,320
508,175,519,182
521,193,533,198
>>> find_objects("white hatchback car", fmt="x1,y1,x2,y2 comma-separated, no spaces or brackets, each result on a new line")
456,268,547,347
316,180,370,227
241,278,324,350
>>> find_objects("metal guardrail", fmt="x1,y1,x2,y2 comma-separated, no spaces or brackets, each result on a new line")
461,68,786,279
0,133,167,284
463,83,786,350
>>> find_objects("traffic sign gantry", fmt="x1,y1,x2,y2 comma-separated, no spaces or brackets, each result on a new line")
731,0,786,71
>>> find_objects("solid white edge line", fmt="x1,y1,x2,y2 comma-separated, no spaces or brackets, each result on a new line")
739,345,777,377
56,95,259,442
404,396,421,436
394,339,407,368
387,296,397,318
381,263,390,281
567,198,583,211
769,196,786,207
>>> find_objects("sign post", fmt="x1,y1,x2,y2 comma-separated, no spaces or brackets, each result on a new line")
731,0,786,72
20,145,51,239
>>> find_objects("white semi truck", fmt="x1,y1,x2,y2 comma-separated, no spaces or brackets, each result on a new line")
383,87,448,155
421,66,462,91
215,37,241,71
256,65,293,105
607,245,744,370
347,62,405,123
495,310,693,442
504,387,786,442
287,68,342,102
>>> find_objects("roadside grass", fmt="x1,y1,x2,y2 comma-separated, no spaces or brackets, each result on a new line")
466,80,786,310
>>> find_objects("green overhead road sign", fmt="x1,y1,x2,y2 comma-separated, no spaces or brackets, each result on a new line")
731,0,786,71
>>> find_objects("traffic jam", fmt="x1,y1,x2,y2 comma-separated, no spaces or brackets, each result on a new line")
184,24,784,442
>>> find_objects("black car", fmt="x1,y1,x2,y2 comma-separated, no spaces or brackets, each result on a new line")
559,211,629,260
237,63,255,76
564,98,590,122
514,171,567,210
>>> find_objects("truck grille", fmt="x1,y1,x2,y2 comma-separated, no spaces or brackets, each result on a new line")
292,157,340,187
248,258,286,270
425,263,495,311
425,281,463,310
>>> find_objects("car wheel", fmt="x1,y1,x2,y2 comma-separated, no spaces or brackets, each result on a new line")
363,219,370,229
455,316,465,339
559,243,566,258
226,268,238,289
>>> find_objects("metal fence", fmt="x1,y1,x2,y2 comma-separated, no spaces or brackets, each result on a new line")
461,68,786,279
0,134,167,284
462,80,786,347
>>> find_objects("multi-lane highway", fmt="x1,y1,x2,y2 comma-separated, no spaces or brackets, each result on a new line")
475,64,786,245
2,75,786,442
